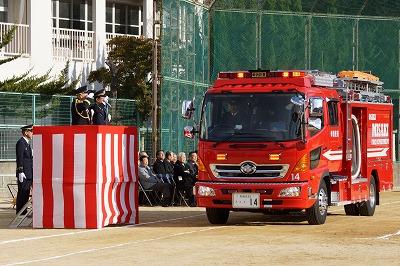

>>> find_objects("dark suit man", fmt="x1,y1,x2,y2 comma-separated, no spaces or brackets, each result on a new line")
152,150,167,175
173,152,196,206
164,151,175,176
90,89,111,125
71,85,92,125
222,101,245,129
187,151,198,181
16,124,33,214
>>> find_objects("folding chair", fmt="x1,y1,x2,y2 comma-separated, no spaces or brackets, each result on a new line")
138,181,161,206
7,183,18,209
159,174,177,206
172,176,190,207
176,190,190,207
9,198,33,228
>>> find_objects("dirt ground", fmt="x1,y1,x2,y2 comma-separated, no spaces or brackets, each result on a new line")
0,191,399,266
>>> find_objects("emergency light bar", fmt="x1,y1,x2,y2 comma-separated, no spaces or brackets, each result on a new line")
217,70,306,79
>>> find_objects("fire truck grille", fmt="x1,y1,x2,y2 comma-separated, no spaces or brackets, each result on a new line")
210,164,289,179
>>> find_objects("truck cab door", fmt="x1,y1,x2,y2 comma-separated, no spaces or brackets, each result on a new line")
324,99,342,172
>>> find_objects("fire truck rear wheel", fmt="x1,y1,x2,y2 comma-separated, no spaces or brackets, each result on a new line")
306,181,328,225
206,208,230,224
359,177,377,216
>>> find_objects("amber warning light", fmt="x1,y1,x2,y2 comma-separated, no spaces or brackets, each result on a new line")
218,71,305,79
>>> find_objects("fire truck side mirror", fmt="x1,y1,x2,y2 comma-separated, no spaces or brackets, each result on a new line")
182,100,195,120
309,98,323,117
183,125,195,139
308,117,322,131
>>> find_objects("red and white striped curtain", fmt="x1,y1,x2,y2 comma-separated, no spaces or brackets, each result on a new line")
32,126,138,229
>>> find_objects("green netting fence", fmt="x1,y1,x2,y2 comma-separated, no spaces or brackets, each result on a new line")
0,91,151,160
161,0,400,160
161,0,210,154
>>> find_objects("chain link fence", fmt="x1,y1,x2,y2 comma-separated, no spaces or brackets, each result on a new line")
161,0,210,154
161,0,400,160
0,91,150,160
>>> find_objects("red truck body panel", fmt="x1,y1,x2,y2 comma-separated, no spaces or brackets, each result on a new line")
194,71,393,216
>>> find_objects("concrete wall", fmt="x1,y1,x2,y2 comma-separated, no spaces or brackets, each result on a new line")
0,161,16,198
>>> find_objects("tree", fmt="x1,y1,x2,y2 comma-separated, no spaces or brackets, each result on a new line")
88,36,158,122
0,62,79,95
0,26,19,65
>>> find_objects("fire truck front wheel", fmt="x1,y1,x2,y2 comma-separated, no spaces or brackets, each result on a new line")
206,208,230,225
359,177,377,216
306,181,328,225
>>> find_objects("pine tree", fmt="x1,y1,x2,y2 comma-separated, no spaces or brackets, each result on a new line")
88,36,157,122
0,26,19,65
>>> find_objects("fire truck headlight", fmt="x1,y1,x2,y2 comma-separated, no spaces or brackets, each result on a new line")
197,186,216,197
279,187,301,197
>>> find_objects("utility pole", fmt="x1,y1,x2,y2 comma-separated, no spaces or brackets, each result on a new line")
151,0,159,161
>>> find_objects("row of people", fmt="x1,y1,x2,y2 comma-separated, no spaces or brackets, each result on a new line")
138,150,198,207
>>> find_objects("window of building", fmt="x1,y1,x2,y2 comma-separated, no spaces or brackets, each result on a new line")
106,2,142,36
0,0,8,23
52,0,93,31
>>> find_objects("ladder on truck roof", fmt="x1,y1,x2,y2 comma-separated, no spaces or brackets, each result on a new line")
308,70,390,104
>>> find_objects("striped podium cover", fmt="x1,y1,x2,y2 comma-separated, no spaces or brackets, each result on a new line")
32,126,138,229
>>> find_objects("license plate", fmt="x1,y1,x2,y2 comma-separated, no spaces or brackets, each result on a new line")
252,72,267,78
232,193,260,209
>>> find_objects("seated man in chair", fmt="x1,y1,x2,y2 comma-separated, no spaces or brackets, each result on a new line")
138,154,172,207
173,152,196,207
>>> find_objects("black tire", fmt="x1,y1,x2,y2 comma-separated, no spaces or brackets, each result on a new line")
206,208,230,224
306,181,328,225
344,203,360,216
359,177,377,216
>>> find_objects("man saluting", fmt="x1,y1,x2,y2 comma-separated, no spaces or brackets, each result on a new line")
71,85,93,125
90,89,111,125
16,124,33,214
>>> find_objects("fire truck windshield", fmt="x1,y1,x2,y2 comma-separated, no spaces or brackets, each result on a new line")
200,93,303,142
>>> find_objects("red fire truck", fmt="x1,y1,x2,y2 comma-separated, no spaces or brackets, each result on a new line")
182,70,394,225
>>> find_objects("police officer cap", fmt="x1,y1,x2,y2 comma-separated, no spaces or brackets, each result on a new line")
75,85,89,94
21,124,33,131
94,89,107,98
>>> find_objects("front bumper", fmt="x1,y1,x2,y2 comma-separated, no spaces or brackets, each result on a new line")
195,181,315,210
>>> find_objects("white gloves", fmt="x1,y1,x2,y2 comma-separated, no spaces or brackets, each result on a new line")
108,114,112,122
18,172,26,183
87,92,94,99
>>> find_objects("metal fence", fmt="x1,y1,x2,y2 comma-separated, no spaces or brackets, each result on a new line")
161,0,400,160
52,28,95,61
0,91,150,160
0,22,29,56
161,0,210,154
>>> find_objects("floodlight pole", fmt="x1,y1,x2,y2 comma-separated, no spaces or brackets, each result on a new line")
151,0,159,161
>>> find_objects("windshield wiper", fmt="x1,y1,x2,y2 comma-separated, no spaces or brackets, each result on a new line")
212,131,264,148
